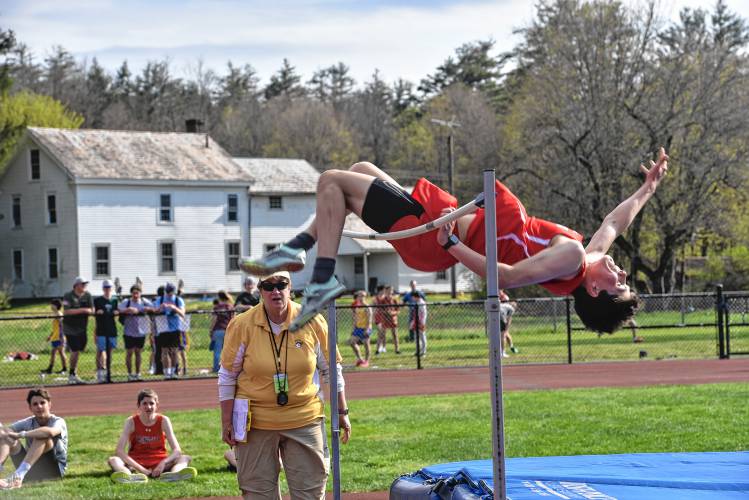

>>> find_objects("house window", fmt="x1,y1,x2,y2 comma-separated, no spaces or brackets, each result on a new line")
94,244,110,277
48,247,59,279
159,194,172,223
264,243,279,253
30,150,40,180
436,269,447,280
12,249,23,281
227,194,238,222
226,240,241,272
12,196,21,228
159,241,176,274
269,196,283,210
47,194,57,225
354,256,364,274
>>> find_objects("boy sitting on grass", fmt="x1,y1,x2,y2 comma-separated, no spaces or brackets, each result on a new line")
0,388,68,490
107,388,196,484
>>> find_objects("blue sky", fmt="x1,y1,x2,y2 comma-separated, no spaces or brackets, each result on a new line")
2,0,749,87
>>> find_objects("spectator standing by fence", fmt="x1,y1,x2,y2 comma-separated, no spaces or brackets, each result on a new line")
349,291,372,367
0,388,68,490
210,291,234,373
62,277,93,385
402,280,426,342
499,290,518,358
152,283,185,380
234,277,260,313
411,295,428,357
119,285,153,381
94,280,119,383
41,300,67,375
375,285,401,354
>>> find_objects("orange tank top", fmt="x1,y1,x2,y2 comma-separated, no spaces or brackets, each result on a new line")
128,414,168,463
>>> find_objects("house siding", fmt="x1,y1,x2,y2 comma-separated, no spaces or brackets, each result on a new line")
250,194,316,286
0,143,78,297
76,185,247,295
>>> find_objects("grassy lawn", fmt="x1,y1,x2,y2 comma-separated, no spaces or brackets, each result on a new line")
1,297,748,387
2,382,748,499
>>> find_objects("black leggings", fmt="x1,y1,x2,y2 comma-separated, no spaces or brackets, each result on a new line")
360,179,425,233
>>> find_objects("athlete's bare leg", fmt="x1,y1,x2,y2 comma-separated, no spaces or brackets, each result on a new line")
302,161,402,252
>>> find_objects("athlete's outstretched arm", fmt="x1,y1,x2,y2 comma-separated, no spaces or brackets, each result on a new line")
585,148,668,255
436,209,586,289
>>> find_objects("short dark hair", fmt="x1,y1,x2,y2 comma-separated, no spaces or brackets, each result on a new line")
137,388,159,405
572,287,641,334
27,387,51,405
130,285,141,293
50,299,62,310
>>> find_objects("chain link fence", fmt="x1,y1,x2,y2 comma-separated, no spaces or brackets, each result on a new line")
0,289,746,389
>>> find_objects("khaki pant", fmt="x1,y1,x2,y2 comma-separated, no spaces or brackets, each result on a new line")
235,419,327,500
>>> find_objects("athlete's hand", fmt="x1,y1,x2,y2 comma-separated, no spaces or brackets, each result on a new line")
640,147,668,191
151,460,167,477
437,207,456,247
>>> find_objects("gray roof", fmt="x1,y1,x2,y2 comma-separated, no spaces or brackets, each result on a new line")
28,127,253,183
234,158,320,194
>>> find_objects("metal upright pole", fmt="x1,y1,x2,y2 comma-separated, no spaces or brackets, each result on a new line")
483,169,507,499
327,301,341,500
448,133,457,299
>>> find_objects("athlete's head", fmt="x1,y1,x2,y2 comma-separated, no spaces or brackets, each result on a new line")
572,286,640,334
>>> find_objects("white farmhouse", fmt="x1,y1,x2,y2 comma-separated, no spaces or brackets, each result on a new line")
0,127,253,297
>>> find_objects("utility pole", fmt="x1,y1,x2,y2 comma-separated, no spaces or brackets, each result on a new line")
431,117,462,298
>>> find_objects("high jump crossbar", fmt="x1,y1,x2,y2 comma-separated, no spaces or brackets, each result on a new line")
340,193,485,241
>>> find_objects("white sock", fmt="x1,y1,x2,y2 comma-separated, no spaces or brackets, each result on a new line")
15,461,31,479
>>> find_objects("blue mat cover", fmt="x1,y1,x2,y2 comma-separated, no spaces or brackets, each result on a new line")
393,452,749,499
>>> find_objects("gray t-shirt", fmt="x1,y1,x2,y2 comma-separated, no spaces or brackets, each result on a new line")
118,297,153,337
10,414,68,476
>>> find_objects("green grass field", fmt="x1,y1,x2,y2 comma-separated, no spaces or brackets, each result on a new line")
1,298,747,387
2,383,747,499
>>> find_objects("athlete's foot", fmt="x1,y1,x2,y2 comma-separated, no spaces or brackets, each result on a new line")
111,471,148,484
289,277,346,332
239,244,306,275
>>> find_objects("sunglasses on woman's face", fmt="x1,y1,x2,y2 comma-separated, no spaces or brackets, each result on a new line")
260,281,289,292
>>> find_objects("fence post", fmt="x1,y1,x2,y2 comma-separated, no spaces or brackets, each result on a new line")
565,297,573,364
716,284,727,359
724,296,731,359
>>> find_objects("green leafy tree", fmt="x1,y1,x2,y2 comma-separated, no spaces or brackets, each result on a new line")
0,91,84,173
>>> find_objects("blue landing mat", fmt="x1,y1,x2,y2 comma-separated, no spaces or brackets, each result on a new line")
399,451,749,499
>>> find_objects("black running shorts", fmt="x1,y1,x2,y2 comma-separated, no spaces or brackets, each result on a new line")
124,336,146,349
361,178,425,234
66,334,87,353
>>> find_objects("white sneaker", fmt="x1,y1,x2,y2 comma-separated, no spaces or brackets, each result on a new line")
502,351,510,358
127,374,137,382
68,374,84,385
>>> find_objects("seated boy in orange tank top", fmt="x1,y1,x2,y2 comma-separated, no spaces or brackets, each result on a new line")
107,389,196,484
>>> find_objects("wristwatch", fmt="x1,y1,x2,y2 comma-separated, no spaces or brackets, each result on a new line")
19,430,27,439
338,408,349,415
442,234,460,251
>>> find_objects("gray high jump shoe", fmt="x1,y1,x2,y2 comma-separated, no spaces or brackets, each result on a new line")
289,277,346,332
239,244,306,275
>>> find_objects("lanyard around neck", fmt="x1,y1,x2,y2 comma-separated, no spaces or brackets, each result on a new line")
264,308,288,379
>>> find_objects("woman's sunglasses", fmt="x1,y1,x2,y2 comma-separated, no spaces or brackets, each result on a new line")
260,281,289,292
